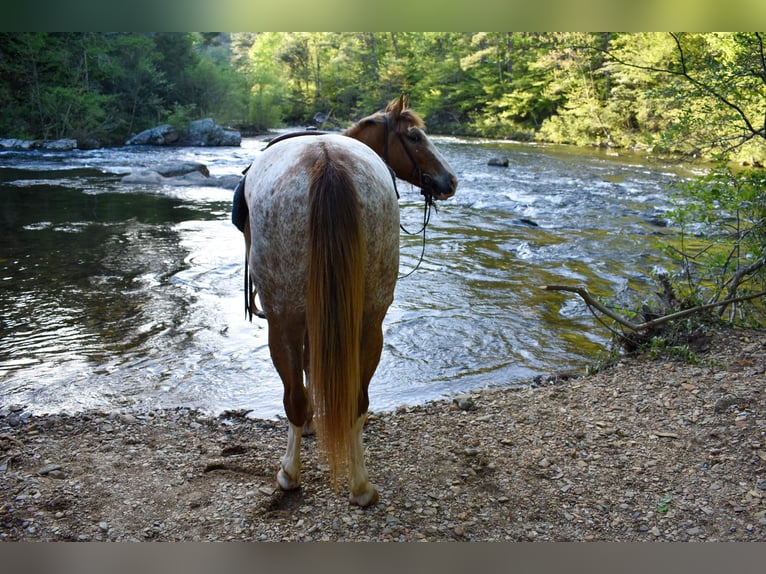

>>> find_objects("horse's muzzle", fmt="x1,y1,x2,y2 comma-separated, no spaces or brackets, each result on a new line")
424,171,458,201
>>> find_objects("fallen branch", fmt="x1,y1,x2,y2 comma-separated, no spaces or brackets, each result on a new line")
544,284,766,332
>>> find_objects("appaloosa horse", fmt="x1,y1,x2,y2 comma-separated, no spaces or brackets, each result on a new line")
237,95,457,505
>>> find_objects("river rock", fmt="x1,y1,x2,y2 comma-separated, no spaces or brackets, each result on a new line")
179,118,241,147
155,161,210,178
126,124,179,146
0,138,78,150
488,157,509,167
120,167,240,189
0,138,36,150
121,169,165,184
41,139,78,151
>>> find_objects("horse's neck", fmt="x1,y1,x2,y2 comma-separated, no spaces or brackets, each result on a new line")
344,124,383,158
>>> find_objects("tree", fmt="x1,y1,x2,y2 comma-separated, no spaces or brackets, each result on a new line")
600,32,766,163
535,33,621,147
0,33,113,141
239,32,285,131
665,165,766,324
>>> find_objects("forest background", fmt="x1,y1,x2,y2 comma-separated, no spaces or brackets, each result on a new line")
2,32,765,166
3,31,766,331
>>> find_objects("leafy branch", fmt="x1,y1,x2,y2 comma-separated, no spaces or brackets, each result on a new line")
592,32,766,154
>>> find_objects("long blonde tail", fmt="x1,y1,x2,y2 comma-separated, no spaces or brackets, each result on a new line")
306,145,365,486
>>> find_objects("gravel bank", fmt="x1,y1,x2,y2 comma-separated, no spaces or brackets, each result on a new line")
1,328,764,541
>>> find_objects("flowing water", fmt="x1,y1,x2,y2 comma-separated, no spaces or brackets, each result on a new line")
0,136,693,417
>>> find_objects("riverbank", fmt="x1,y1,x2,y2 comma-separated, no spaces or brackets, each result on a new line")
1,327,764,541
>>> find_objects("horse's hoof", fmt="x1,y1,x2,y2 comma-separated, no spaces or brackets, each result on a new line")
277,468,300,491
349,485,379,507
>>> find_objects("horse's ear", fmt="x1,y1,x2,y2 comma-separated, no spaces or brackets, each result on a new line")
386,94,408,119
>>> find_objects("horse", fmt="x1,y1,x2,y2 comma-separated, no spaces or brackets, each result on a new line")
238,95,457,506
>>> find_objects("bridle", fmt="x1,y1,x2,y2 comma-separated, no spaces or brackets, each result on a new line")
382,114,435,204
381,113,436,278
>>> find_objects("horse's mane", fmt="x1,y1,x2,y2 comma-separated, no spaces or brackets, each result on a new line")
384,96,425,128
394,108,424,128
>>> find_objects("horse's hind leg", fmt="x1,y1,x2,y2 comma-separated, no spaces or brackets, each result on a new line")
269,316,308,491
348,413,378,506
279,421,303,490
348,314,385,506
301,331,315,436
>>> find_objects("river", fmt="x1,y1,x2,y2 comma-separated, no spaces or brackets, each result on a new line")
0,135,693,417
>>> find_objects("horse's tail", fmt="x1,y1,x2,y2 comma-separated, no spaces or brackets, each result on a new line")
307,146,366,487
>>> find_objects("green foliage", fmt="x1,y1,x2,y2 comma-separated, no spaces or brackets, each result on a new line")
646,337,698,363
0,32,248,144
605,162,766,359
584,347,623,376
2,31,766,165
664,164,766,325
163,103,198,132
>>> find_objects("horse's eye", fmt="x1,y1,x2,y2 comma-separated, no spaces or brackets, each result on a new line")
406,129,421,143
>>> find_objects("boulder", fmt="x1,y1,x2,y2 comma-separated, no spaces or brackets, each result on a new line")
125,119,241,147
179,118,241,146
41,139,78,151
488,157,509,167
125,124,179,146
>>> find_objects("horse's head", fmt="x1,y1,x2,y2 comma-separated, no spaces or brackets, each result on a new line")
347,95,458,201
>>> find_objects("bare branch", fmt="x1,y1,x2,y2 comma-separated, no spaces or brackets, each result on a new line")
543,285,641,330
719,255,766,314
544,284,766,332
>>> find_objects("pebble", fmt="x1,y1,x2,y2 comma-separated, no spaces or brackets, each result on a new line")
454,396,476,411
36,464,62,476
